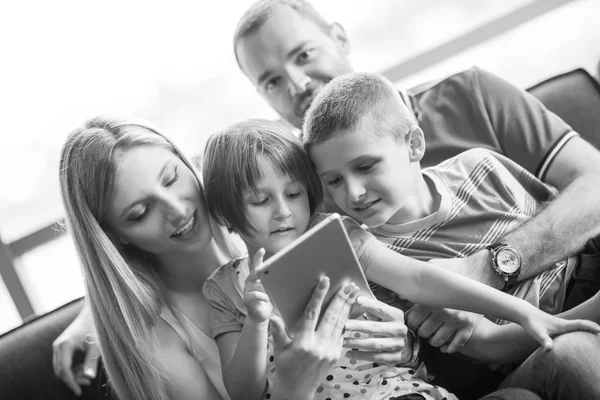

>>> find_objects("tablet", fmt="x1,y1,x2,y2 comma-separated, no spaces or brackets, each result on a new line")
257,213,373,332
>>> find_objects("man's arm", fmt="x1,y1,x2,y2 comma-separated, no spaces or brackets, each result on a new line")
504,136,600,273
433,137,600,289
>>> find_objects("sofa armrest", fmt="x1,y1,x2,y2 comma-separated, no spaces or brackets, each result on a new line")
527,68,600,149
0,298,109,400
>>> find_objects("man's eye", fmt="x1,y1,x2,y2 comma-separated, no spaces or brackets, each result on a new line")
265,77,282,91
297,49,315,64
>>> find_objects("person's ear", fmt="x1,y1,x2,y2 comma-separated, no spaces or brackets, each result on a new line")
329,22,350,55
407,126,426,162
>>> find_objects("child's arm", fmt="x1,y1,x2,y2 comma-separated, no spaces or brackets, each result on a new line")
214,250,271,400
366,244,599,348
460,290,600,364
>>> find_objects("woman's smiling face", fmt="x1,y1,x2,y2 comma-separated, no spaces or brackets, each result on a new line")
104,145,213,256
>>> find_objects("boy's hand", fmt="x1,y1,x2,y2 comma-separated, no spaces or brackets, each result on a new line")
521,308,600,350
244,248,273,323
406,305,483,354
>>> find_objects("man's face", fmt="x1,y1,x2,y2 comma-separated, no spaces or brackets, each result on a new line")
236,6,353,128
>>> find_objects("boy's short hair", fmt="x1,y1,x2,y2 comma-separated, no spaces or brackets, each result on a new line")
234,0,330,69
302,72,416,152
203,119,323,236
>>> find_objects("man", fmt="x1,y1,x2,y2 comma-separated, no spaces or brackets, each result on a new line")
233,0,600,398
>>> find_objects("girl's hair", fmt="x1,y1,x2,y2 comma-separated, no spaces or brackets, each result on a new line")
203,118,323,236
59,116,243,400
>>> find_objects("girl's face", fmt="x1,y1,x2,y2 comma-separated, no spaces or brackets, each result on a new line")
104,145,213,256
242,156,311,258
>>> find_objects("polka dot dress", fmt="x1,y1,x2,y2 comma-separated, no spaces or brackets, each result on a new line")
261,329,457,400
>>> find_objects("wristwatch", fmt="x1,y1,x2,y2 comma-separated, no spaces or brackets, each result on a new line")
486,242,522,290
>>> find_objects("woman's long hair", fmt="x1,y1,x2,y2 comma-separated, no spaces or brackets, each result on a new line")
59,116,243,400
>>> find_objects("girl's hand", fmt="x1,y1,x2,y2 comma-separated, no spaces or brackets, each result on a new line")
520,307,600,350
270,277,360,400
243,248,273,323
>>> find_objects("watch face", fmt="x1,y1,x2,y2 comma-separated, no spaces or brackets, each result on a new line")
497,248,521,274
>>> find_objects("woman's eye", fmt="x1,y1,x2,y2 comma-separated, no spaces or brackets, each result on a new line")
128,207,149,222
165,166,179,187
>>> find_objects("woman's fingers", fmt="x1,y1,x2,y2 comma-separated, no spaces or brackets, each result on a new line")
342,336,405,353
317,283,358,338
344,318,407,337
344,349,404,365
296,276,330,335
353,296,405,322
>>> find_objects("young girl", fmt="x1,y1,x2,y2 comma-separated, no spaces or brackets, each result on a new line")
201,119,598,400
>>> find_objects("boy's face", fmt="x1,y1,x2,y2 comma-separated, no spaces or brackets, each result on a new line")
309,123,424,228
242,156,311,258
236,6,353,129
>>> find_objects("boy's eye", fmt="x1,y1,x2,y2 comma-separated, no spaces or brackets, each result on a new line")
165,166,179,187
357,162,376,172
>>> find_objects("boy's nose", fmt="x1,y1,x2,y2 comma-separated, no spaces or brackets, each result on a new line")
346,180,366,203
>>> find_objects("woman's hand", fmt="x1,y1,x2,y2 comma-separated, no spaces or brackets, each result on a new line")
269,277,359,400
343,296,409,364
243,248,273,323
52,301,100,396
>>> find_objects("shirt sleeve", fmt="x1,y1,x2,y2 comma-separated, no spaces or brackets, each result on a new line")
338,215,377,272
473,67,578,181
202,272,244,339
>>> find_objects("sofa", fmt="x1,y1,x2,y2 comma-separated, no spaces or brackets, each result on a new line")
1,68,599,400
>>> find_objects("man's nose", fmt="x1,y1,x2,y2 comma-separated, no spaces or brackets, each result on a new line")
287,67,311,96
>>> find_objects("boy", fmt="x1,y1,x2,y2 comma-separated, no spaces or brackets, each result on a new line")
302,72,575,321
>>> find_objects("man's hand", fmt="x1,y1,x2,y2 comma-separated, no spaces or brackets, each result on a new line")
428,252,504,289
343,296,409,365
406,304,483,354
52,305,100,396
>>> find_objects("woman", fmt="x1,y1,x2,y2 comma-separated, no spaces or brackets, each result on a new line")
54,116,409,400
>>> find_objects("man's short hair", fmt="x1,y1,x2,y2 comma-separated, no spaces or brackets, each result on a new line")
233,0,330,68
302,72,416,152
